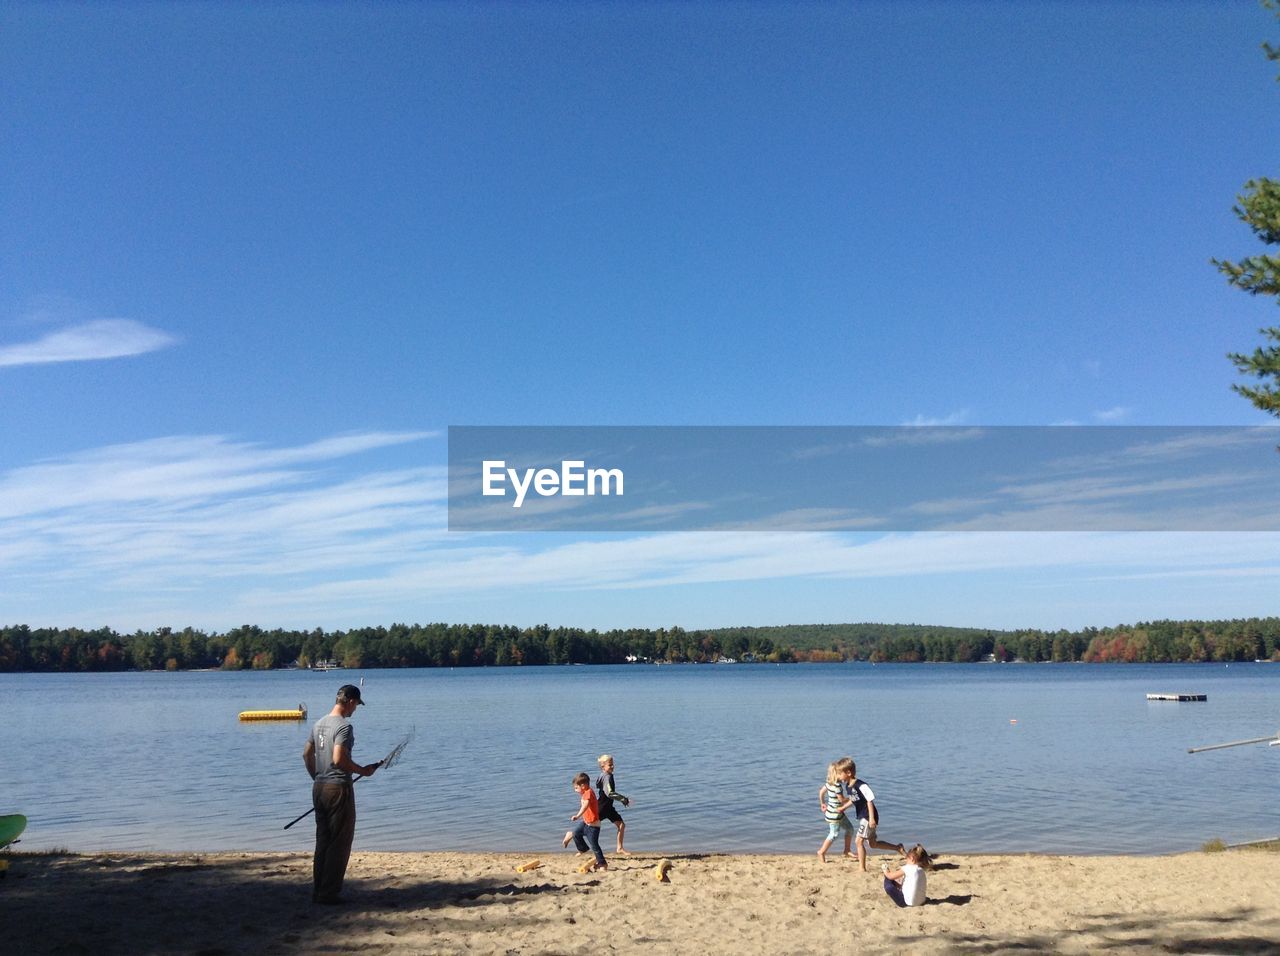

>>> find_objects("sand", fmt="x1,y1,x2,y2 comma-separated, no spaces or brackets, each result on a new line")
4,846,1280,955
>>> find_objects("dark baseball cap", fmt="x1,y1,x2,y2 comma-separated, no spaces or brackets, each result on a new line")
336,684,365,705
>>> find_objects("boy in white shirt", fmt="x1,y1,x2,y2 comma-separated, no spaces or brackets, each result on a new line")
848,761,905,871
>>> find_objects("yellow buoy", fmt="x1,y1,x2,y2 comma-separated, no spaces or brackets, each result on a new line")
239,704,307,722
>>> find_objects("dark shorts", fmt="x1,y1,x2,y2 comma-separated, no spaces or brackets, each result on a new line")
600,804,624,824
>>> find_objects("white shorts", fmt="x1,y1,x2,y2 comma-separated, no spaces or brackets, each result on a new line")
856,819,875,841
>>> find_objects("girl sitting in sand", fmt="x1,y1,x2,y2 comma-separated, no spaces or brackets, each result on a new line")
882,843,932,907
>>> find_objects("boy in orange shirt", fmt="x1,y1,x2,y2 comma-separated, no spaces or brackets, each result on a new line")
562,772,607,871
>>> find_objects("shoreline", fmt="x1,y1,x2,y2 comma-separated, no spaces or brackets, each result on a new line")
13,840,1279,858
6,846,1280,954
4,658,1279,675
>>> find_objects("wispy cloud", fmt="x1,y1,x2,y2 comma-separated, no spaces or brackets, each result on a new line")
0,432,442,587
0,431,436,519
861,427,985,448
230,529,1280,624
997,471,1261,508
790,427,985,460
1007,427,1278,487
0,318,177,367
910,432,1280,531
902,409,970,427
1093,405,1131,423
2,430,1277,630
710,508,886,531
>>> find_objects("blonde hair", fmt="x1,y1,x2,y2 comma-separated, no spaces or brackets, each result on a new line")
834,756,854,776
825,761,841,784
597,754,613,768
908,844,933,869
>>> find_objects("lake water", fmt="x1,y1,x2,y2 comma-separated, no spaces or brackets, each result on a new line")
8,663,1278,856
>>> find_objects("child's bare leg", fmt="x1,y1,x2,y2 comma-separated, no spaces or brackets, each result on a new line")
843,831,854,857
817,836,834,862
615,819,630,853
856,837,868,871
562,830,573,848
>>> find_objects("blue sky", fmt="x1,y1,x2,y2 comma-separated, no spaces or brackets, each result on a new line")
2,1,1278,633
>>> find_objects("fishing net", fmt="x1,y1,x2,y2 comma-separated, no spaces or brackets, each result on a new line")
377,728,414,771
283,727,415,829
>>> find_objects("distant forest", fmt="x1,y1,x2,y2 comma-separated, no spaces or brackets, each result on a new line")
1,617,1278,672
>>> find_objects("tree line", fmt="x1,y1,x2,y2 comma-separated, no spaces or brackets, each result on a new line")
0,622,783,672
747,618,1280,664
0,617,1277,673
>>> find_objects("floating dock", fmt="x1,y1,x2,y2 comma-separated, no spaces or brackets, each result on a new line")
239,704,307,722
1146,693,1207,702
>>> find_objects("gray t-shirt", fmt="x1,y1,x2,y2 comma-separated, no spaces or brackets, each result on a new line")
311,714,355,783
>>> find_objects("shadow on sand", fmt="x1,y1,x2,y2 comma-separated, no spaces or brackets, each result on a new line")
2,851,562,955
909,906,1280,955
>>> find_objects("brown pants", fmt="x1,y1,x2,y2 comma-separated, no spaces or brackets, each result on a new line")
312,781,356,902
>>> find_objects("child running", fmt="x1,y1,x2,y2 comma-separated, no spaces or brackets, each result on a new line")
816,757,855,862
562,772,607,872
595,754,632,854
882,843,933,906
849,760,905,871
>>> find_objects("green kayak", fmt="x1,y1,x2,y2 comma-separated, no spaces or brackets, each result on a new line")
0,814,27,849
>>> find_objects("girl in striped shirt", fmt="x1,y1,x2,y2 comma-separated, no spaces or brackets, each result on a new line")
816,757,855,862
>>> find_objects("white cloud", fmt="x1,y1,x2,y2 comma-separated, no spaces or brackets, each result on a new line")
0,432,441,583
1093,405,1131,423
1,430,1277,630
789,427,985,460
0,431,435,519
901,409,970,427
710,508,886,531
996,471,1261,507
0,318,177,367
228,529,1280,622
862,426,985,448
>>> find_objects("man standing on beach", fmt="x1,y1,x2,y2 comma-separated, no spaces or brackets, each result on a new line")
302,684,379,904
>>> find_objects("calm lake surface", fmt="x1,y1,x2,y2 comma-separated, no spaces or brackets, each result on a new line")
9,663,1278,855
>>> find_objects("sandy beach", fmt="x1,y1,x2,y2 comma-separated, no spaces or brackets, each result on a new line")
4,845,1279,955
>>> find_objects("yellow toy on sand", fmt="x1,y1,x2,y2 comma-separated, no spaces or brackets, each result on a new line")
514,859,541,873
655,859,673,882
